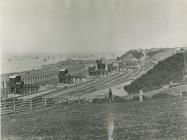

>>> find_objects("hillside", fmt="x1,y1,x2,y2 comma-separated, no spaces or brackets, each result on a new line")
2,98,187,139
124,52,184,94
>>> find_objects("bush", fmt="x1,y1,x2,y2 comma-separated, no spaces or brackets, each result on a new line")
132,95,140,101
69,99,90,104
152,93,175,99
182,91,187,97
131,95,149,101
117,49,144,60
92,98,108,104
113,96,126,102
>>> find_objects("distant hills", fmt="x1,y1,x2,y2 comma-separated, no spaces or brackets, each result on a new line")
124,52,185,94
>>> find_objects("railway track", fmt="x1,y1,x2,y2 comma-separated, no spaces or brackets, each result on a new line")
103,70,136,87
43,72,122,98
19,69,138,100
17,79,96,100
56,70,137,98
16,72,122,100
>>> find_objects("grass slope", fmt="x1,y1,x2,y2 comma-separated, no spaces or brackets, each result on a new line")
124,52,184,94
1,97,187,140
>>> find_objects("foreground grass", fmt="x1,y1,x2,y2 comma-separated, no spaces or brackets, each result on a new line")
1,97,187,140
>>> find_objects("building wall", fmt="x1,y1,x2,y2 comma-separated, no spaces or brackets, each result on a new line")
1,69,59,98
1,62,87,98
184,50,187,81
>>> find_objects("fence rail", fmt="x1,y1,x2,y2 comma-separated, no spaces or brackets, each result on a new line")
1,86,186,116
1,96,68,115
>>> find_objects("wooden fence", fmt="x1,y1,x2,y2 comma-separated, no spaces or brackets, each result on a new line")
1,96,69,116
2,85,186,116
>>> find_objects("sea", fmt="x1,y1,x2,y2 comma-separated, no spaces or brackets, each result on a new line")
1,53,65,74
1,52,119,74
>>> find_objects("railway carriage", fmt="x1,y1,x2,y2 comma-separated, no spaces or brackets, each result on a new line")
88,60,108,76
58,69,72,83
88,65,97,76
9,75,24,94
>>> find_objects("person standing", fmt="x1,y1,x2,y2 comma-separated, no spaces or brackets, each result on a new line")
108,88,113,103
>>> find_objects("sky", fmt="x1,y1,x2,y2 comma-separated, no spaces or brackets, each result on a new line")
1,0,187,54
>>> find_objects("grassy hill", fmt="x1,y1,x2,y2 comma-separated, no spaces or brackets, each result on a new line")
124,52,184,94
1,97,187,140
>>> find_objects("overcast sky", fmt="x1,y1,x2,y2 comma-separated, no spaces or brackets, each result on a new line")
1,0,187,54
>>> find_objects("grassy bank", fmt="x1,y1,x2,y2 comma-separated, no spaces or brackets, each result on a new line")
1,97,187,140
124,52,184,94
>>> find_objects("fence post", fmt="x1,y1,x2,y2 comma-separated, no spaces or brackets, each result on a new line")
13,99,16,114
140,90,143,102
45,98,47,107
30,98,32,111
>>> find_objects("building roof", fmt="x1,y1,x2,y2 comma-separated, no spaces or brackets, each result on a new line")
89,65,95,67
59,69,67,72
9,75,20,78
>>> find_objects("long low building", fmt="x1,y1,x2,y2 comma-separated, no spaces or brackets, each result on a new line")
1,62,87,99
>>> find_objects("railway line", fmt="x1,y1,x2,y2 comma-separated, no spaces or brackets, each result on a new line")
43,72,124,98
49,70,137,98
17,72,121,100
17,68,139,100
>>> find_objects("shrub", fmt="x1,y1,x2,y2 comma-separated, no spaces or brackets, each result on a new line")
113,96,126,102
92,98,108,104
182,91,187,97
69,99,90,104
117,49,144,60
131,95,149,101
132,95,140,101
152,93,175,99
